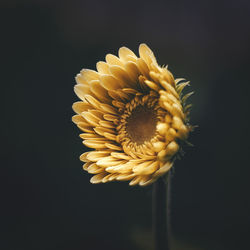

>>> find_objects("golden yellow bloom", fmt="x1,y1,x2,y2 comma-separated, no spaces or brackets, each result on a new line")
72,44,192,186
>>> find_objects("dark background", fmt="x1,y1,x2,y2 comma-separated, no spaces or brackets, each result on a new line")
2,0,250,249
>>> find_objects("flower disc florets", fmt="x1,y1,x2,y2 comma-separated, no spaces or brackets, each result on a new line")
72,44,192,186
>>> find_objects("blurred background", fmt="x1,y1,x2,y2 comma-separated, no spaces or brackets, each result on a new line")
1,0,250,249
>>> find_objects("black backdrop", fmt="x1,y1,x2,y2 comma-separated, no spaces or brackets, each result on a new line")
2,1,250,249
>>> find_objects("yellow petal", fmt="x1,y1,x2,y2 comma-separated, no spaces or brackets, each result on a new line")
100,75,124,90
132,161,151,174
72,101,92,114
106,54,124,67
83,140,106,149
102,173,114,183
122,88,140,95
139,177,156,186
126,55,138,63
172,116,184,130
152,141,166,152
81,111,100,127
89,80,110,103
165,114,172,123
72,114,85,124
79,152,90,162
118,47,137,62
100,103,118,115
80,69,100,81
159,90,180,106
88,109,104,119
152,162,173,178
103,114,119,122
160,80,179,99
139,175,152,186
96,156,125,167
139,43,157,66
100,173,118,182
83,162,91,171
105,143,122,151
145,80,160,91
84,94,101,110
124,62,140,84
108,164,132,174
87,163,104,174
86,151,111,162
103,132,117,141
75,73,88,85
112,100,125,109
116,173,136,181
77,122,94,133
165,141,179,156
90,172,108,184
94,126,115,136
96,61,110,74
74,84,91,101
99,120,115,129
149,71,161,84
109,65,134,88
162,68,175,86
108,173,120,181
176,125,189,140
165,128,176,141
156,122,169,136
129,176,142,186
116,89,131,101
111,152,132,160
136,161,159,175
172,103,185,119
79,133,105,140
136,58,150,78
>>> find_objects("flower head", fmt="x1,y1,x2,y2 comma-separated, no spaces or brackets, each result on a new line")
72,44,193,186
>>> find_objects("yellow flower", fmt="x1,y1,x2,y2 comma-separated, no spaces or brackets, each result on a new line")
72,44,192,186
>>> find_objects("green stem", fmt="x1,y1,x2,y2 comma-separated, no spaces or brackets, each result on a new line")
152,172,171,250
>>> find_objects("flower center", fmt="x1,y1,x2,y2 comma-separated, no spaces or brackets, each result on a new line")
126,106,157,145
117,93,164,153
